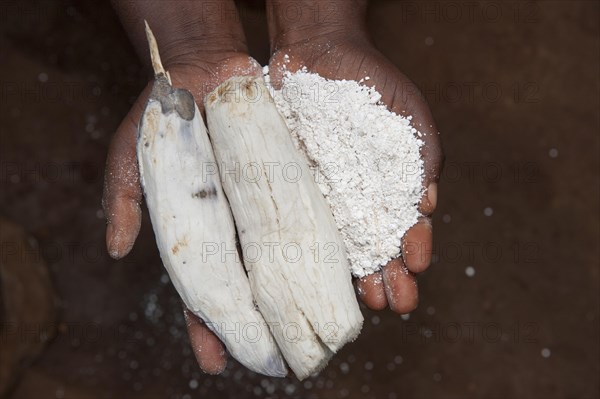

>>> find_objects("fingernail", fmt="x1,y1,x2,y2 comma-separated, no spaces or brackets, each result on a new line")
199,359,227,375
426,182,437,212
106,223,118,259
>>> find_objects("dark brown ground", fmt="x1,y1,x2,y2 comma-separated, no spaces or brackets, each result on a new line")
1,1,599,398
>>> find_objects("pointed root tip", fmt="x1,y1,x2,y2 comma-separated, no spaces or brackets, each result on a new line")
144,20,166,77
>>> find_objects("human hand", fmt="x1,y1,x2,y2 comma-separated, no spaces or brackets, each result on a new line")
266,0,443,313
103,0,261,375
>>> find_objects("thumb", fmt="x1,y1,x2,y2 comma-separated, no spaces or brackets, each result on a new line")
102,84,151,258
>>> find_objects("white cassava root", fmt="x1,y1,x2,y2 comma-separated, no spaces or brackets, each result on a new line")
137,23,286,377
138,23,364,380
205,77,363,379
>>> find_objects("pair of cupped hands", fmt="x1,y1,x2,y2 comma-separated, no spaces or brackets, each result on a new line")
103,0,442,375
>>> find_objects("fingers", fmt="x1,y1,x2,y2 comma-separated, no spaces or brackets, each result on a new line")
356,272,388,310
382,258,418,314
421,181,438,215
266,51,305,90
359,219,429,312
402,216,433,273
390,76,443,216
417,122,442,216
184,308,227,375
102,86,150,259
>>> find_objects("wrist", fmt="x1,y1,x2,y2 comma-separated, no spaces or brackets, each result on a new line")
266,0,370,50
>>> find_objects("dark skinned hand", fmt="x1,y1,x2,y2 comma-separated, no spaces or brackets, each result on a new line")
267,0,444,314
103,0,443,375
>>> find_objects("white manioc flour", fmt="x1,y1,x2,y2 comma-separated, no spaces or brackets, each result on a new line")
268,68,424,277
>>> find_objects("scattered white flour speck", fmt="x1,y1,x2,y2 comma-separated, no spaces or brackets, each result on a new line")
541,348,551,358
268,67,424,277
465,266,476,277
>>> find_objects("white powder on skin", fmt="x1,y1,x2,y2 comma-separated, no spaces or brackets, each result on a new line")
267,68,424,277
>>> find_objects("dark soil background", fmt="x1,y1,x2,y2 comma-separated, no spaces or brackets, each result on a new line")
1,1,599,398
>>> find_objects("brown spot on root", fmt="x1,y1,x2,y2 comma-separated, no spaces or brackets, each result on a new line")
209,76,260,105
171,235,188,254
207,92,218,106
243,79,257,97
216,80,233,98
192,186,217,199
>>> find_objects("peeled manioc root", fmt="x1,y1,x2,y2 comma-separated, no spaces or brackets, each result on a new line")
137,23,286,377
205,77,364,379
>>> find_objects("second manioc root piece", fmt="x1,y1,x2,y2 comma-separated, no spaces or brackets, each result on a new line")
205,76,364,379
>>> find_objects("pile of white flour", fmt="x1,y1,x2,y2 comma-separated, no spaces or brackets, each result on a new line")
267,68,424,277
